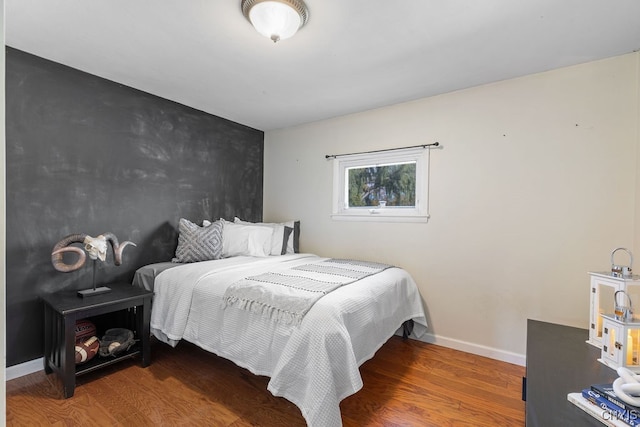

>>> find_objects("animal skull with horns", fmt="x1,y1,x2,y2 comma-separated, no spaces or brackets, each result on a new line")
51,232,136,273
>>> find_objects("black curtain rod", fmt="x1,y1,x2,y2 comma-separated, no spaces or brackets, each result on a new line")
325,142,440,159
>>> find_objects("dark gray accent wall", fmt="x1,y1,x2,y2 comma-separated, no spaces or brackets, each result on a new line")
6,47,264,367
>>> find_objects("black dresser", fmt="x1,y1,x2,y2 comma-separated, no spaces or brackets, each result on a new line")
526,319,619,426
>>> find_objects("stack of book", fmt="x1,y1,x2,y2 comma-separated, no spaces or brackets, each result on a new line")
579,384,640,426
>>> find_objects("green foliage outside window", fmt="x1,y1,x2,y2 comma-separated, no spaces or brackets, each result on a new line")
347,162,416,207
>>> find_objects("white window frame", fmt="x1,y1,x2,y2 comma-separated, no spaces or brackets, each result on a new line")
331,147,430,222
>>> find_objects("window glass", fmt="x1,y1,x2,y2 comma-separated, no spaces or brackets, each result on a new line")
347,162,416,208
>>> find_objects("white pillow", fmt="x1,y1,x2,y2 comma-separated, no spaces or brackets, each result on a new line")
222,222,273,257
262,223,287,255
233,217,294,255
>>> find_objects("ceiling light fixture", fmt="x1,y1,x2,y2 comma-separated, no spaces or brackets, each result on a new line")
241,0,309,43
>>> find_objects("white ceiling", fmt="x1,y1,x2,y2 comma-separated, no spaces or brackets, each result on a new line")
6,0,640,131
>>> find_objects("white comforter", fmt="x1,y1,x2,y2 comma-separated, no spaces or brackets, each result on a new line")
150,253,427,427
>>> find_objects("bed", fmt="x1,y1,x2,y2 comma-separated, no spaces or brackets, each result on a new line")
133,218,427,427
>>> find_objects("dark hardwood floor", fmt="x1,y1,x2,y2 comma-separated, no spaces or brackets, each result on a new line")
6,336,525,426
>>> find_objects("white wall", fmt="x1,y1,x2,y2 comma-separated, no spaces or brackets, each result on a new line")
264,53,640,365
635,53,640,258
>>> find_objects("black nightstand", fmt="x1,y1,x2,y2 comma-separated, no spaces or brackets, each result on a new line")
41,283,153,398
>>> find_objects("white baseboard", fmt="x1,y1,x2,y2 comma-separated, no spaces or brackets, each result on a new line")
6,357,43,381
6,333,526,383
416,332,526,367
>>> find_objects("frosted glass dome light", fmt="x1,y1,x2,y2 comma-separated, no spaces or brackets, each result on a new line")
241,0,309,43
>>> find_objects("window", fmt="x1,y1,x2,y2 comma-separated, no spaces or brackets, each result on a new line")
331,147,430,222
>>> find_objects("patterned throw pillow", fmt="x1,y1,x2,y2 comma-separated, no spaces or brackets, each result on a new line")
172,218,223,263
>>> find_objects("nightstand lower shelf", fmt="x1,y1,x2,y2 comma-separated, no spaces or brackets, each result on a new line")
74,344,142,377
